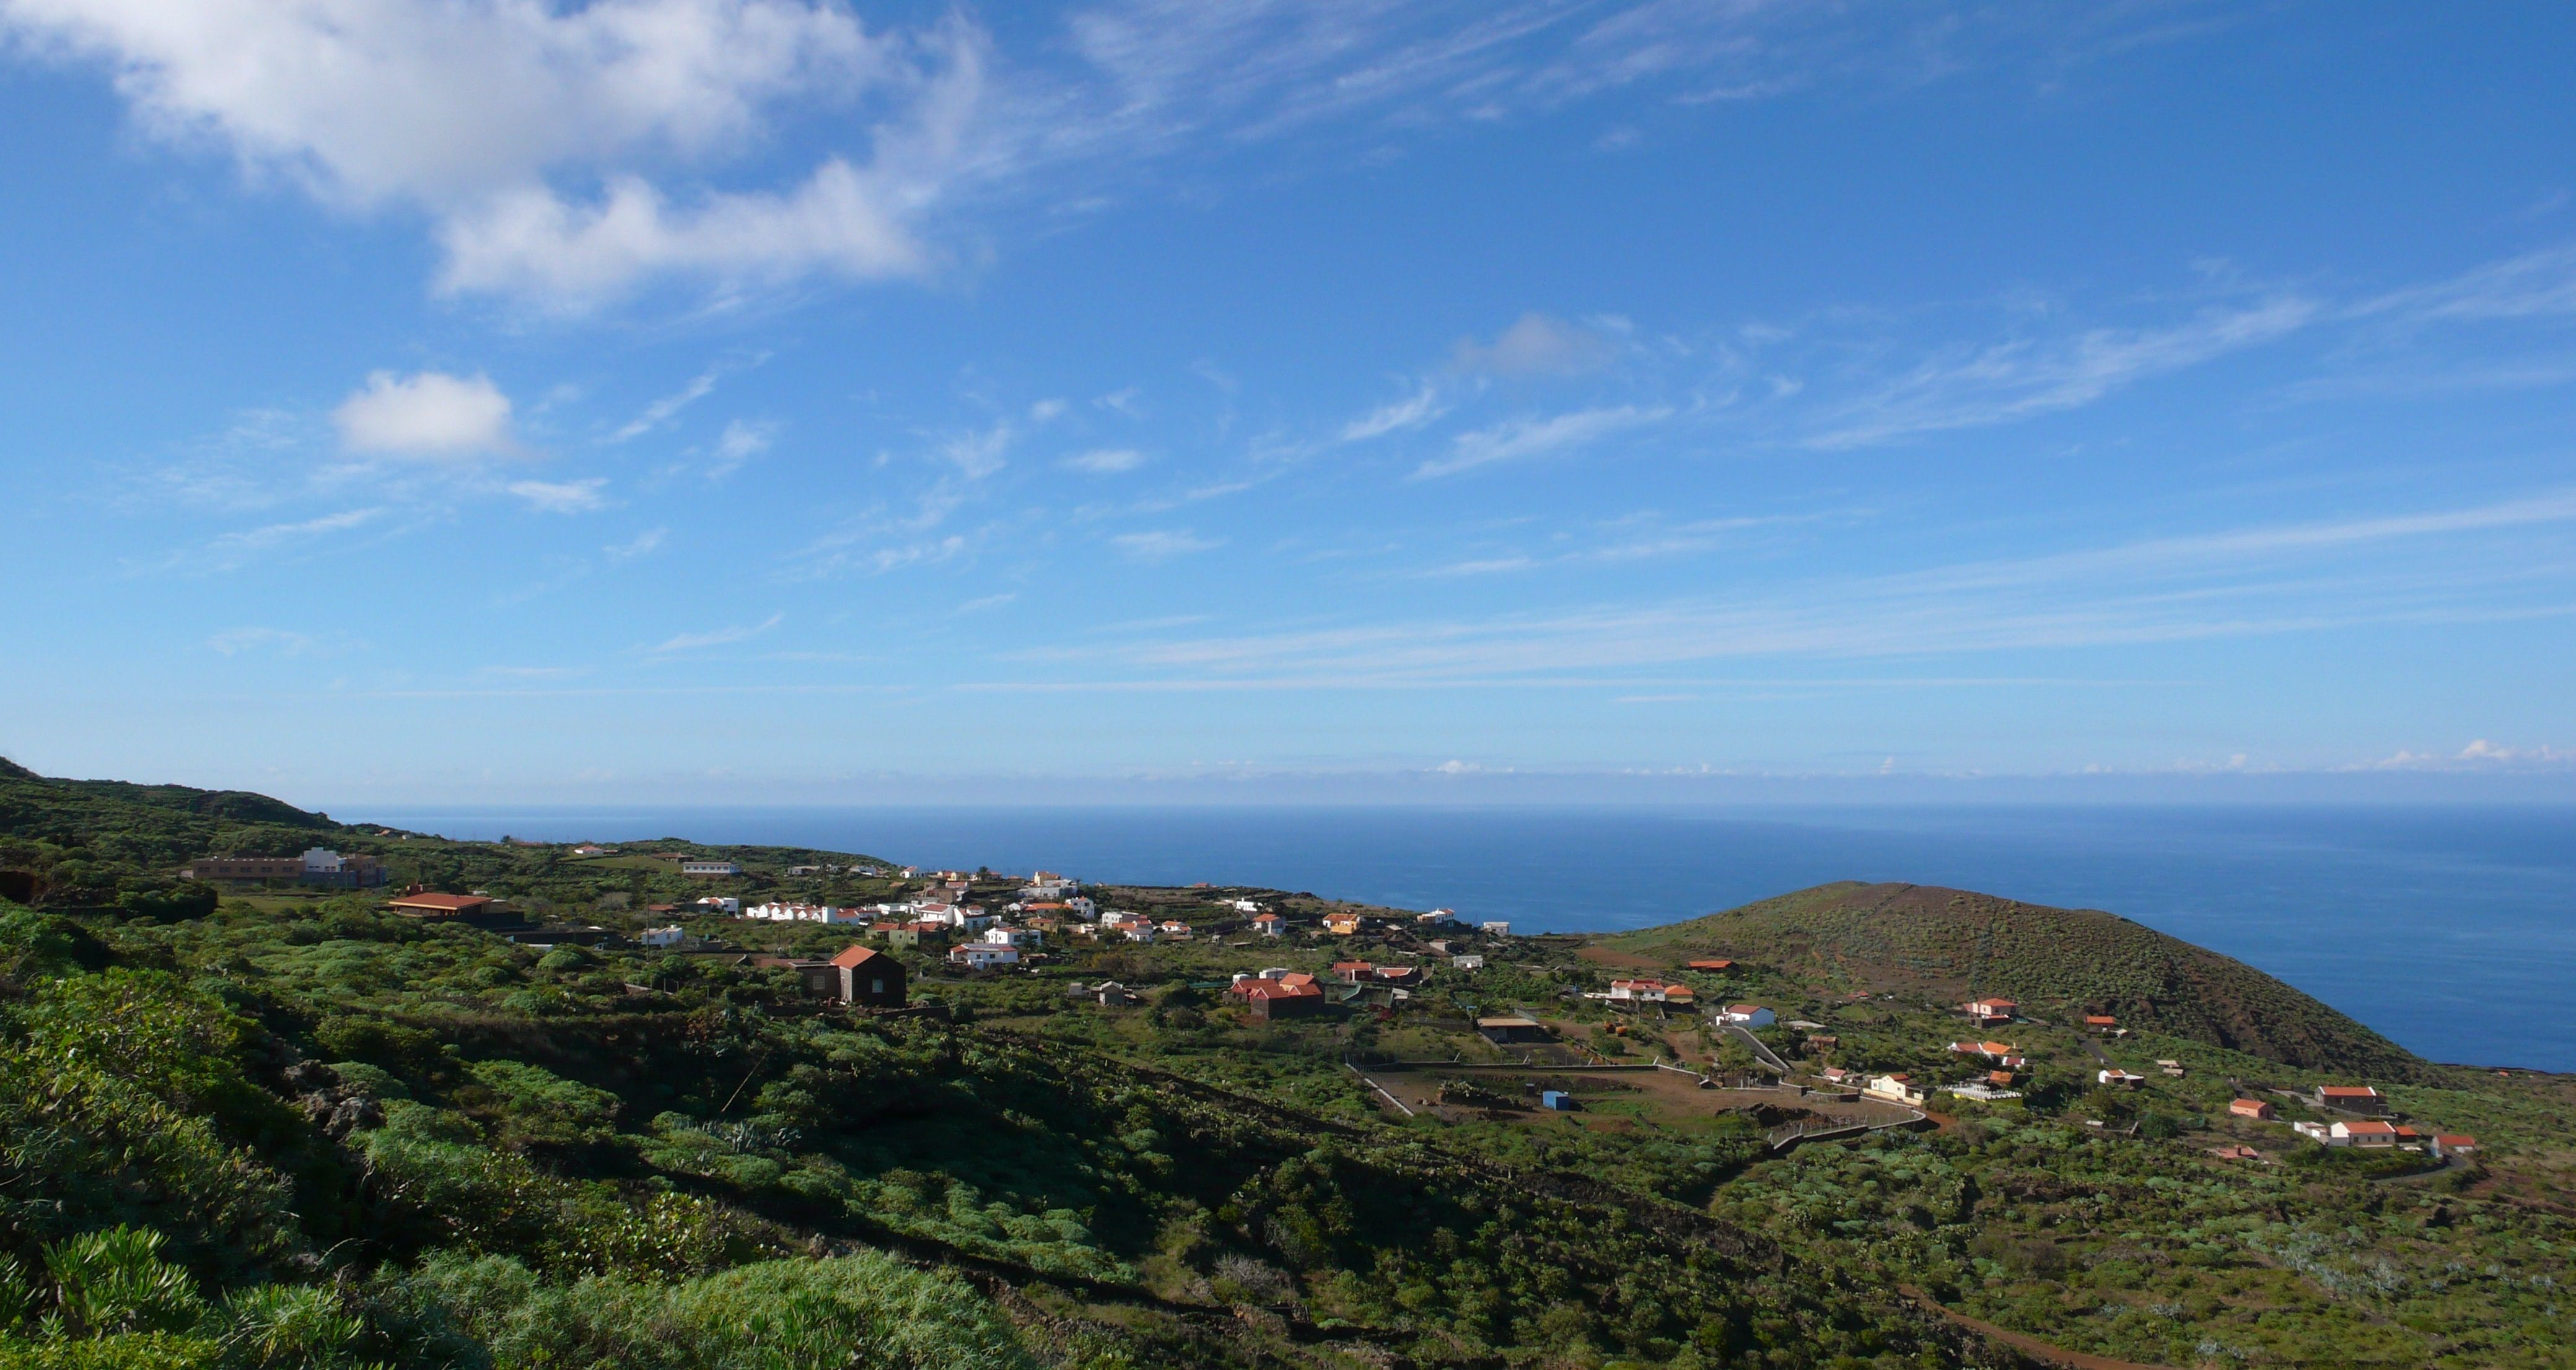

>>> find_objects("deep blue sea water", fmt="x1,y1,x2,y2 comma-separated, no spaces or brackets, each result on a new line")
361,804,2576,1073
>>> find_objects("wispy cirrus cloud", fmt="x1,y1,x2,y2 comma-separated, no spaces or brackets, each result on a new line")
506,478,610,513
1803,296,2318,450
605,527,669,561
1339,382,1448,442
1064,447,1147,473
1415,404,1670,478
645,613,784,656
151,507,389,575
1037,490,2576,683
1112,529,1223,559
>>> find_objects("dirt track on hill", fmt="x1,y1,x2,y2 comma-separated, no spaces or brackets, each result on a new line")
1896,1287,2180,1370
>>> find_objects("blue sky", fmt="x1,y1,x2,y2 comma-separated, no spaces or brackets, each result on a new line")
3,0,2575,805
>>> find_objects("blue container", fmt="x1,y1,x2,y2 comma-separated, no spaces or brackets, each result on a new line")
1541,1091,1576,1110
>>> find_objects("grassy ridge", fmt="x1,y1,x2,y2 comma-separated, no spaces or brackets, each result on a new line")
1606,881,2431,1080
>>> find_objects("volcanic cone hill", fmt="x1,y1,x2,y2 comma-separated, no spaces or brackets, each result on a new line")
1606,880,2432,1081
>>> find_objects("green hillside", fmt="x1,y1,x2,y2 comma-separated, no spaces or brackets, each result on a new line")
1606,881,2429,1080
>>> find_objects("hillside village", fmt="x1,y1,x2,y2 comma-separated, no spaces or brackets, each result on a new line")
4,760,2569,1370
203,840,2492,1178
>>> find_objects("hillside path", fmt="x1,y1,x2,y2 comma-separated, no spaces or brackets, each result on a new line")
1896,1287,2181,1370
1720,1022,1790,1075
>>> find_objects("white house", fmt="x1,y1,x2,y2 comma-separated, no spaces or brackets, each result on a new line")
984,925,1041,947
1865,1073,1927,1107
1478,921,1512,936
681,860,743,877
1252,912,1286,938
746,902,863,925
1230,899,1262,914
638,925,685,948
1452,954,1486,970
2097,1068,2146,1088
571,844,611,857
693,897,741,915
1717,1004,1776,1028
949,943,1021,969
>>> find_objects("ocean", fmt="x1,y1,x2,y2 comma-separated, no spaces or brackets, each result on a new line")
359,803,2576,1073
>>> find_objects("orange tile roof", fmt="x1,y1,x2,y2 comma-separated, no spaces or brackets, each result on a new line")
385,892,491,913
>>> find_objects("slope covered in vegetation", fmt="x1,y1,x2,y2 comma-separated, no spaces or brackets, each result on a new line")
0,761,2009,1369
1608,881,2429,1080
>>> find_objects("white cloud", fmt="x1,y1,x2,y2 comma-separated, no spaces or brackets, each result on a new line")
646,612,783,655
3,2,2234,306
1112,530,1222,560
1338,382,1447,442
206,626,320,657
2458,739,2569,764
333,370,517,459
957,592,1017,613
507,477,609,513
938,420,1015,479
605,527,668,559
1,0,973,305
435,158,930,303
710,417,776,476
1064,447,1145,473
1415,404,1668,478
1451,312,1616,377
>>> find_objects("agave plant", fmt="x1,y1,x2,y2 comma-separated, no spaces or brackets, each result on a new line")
214,1283,369,1369
41,1226,204,1338
0,1255,32,1332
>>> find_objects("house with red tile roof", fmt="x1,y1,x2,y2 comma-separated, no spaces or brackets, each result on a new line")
2314,1084,2387,1114
1229,977,1327,1020
2228,1097,2276,1121
385,892,494,918
2332,1119,2399,1147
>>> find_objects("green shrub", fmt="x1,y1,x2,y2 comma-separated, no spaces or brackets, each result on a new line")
407,1250,1036,1370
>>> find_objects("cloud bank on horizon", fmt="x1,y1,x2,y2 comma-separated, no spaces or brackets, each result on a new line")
1,0,2573,799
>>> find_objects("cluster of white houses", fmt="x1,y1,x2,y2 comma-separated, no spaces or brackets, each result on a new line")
699,872,1513,973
